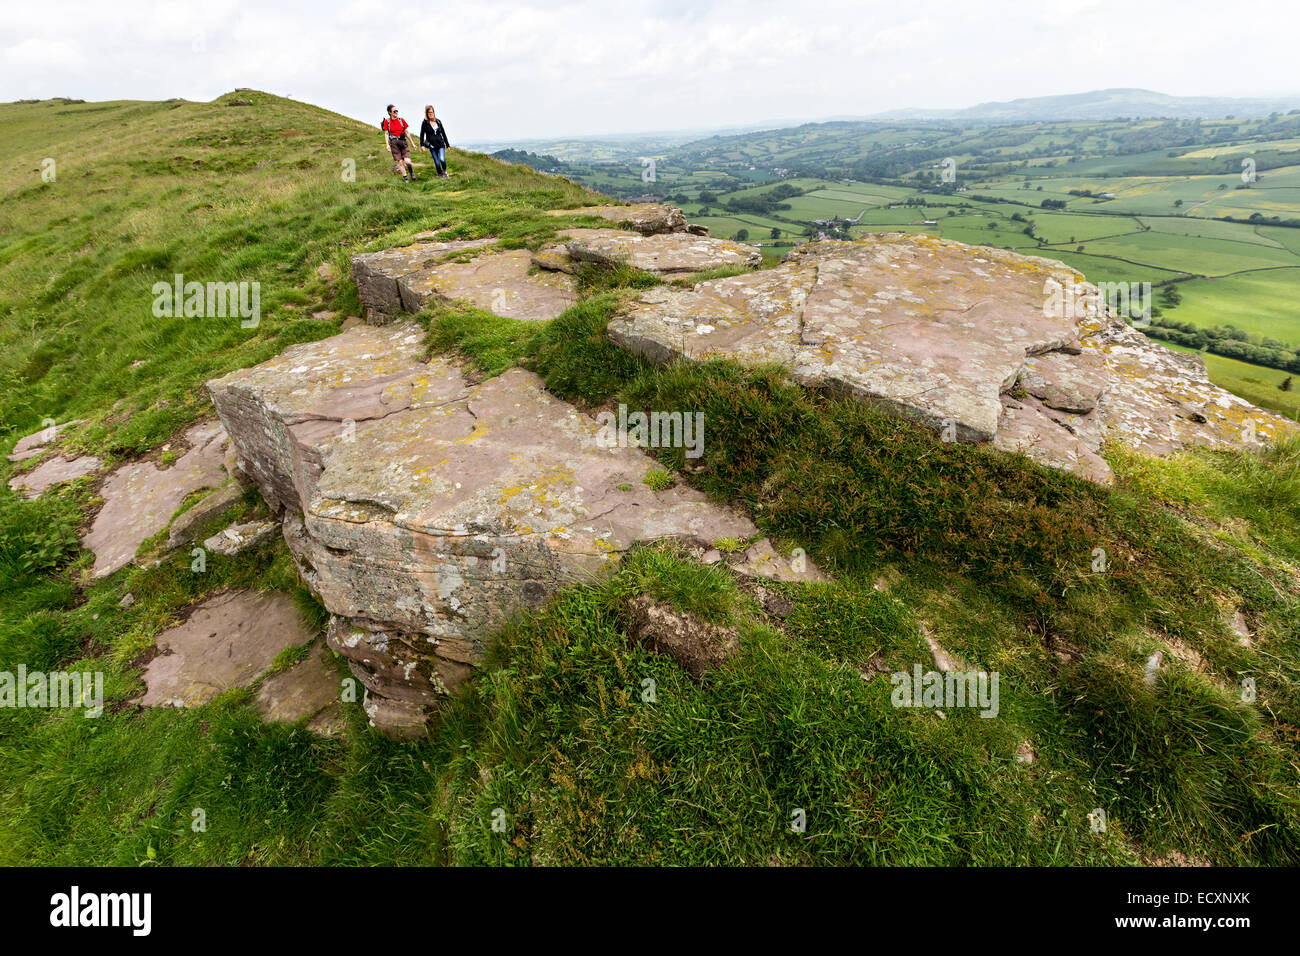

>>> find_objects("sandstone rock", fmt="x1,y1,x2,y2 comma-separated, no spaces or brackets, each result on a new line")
8,454,101,498
396,248,577,321
326,615,469,736
362,690,430,739
922,625,968,673
166,481,243,549
224,439,253,489
82,421,229,578
139,589,315,708
564,232,762,276
208,322,764,735
625,594,739,678
8,420,82,462
1017,350,1106,414
350,237,496,319
994,396,1114,485
609,234,1295,481
546,203,689,235
729,537,826,582
530,228,635,274
203,518,279,556
255,641,346,735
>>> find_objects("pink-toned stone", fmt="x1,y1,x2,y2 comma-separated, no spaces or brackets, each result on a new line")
610,234,1296,482
8,454,101,498
255,641,346,734
397,248,578,321
564,232,761,275
8,420,82,462
207,321,794,735
139,589,315,708
82,421,229,578
350,238,497,319
545,203,689,235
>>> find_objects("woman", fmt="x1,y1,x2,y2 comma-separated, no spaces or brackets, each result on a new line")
420,106,451,178
381,104,415,182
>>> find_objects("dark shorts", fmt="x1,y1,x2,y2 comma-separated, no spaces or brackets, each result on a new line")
388,136,410,162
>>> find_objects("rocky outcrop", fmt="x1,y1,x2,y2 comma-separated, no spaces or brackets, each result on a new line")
564,231,761,275
204,518,279,556
625,595,739,678
546,203,689,235
395,248,578,321
255,641,346,735
350,238,496,320
608,234,1295,483
7,420,83,462
206,322,801,736
166,482,243,549
350,210,758,325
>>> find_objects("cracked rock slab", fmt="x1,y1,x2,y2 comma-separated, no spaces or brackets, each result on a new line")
564,232,762,275
351,237,497,319
208,322,772,734
610,234,1296,480
139,589,315,708
82,421,230,578
167,481,244,549
546,203,688,235
8,454,102,498
730,537,827,583
396,248,578,321
255,641,346,735
8,420,83,462
204,518,279,556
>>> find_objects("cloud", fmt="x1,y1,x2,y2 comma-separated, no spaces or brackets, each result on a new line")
4,0,1299,140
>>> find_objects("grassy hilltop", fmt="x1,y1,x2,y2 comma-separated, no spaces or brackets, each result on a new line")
1,92,1299,866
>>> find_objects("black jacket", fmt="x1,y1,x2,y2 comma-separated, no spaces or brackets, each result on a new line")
420,118,449,149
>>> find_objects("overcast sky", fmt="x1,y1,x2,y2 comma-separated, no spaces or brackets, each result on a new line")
5,0,1299,142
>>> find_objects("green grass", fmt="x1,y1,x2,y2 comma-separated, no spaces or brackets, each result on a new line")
429,297,1300,865
0,91,603,460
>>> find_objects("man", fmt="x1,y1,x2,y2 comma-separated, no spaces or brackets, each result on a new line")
381,104,415,182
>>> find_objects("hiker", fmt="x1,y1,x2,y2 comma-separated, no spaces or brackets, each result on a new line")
381,104,415,182
420,106,450,178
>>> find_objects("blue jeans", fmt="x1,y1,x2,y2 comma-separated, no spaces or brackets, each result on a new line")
426,146,446,174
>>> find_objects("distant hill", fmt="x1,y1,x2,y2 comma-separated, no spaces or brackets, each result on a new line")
865,88,1300,122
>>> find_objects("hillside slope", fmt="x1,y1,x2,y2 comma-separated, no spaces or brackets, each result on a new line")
1,93,1299,866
